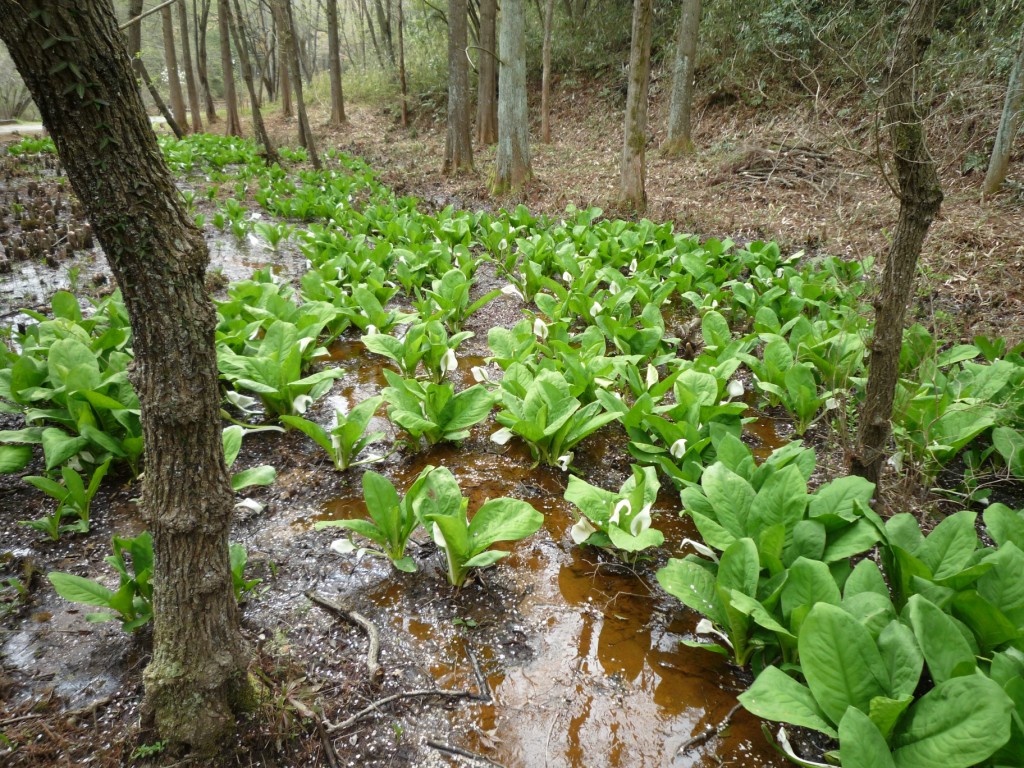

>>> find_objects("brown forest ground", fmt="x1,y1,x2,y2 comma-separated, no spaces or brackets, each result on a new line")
266,84,1024,346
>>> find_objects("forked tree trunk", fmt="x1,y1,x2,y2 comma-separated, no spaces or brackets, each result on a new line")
852,0,943,488
491,0,532,194
178,0,204,132
279,0,322,169
476,0,498,144
540,0,555,143
619,0,653,212
161,5,189,130
197,0,219,122
444,0,474,174
327,0,347,125
983,20,1024,198
664,0,701,155
398,0,409,127
0,0,250,754
229,0,281,164
218,0,242,135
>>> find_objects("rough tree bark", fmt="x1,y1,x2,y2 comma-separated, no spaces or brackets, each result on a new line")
273,2,293,116
218,0,242,135
664,0,701,155
197,0,219,122
619,0,653,212
229,0,281,164
476,0,498,144
278,0,322,169
491,0,532,194
327,0,347,125
983,19,1024,198
540,0,555,143
161,4,189,130
177,0,204,132
444,0,474,174
0,0,250,753
852,0,943,488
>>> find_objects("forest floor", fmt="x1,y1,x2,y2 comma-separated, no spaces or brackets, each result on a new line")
0,85,1022,768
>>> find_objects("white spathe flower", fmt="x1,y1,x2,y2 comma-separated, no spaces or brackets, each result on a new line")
292,395,313,414
471,366,487,383
440,348,458,376
490,427,514,445
646,364,659,389
776,729,830,768
235,497,264,514
570,517,597,545
711,299,719,309
499,238,508,250
226,390,259,413
556,453,573,471
824,396,839,410
726,379,744,399
775,267,785,278
629,258,638,274
501,283,523,299
534,317,549,340
247,233,260,247
695,618,733,649
432,522,448,549
330,538,357,555
590,300,602,316
629,504,651,536
562,271,573,284
608,281,620,295
670,438,688,459
610,498,631,526
365,324,378,336
681,537,717,560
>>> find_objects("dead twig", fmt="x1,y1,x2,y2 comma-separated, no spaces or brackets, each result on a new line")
307,590,381,681
463,641,492,704
314,714,341,768
427,739,507,767
325,688,484,733
677,702,743,755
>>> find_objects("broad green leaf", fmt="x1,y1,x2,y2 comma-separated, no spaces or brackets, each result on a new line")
748,464,807,539
984,503,1024,549
0,445,32,473
702,463,755,538
877,620,923,699
469,498,543,551
917,511,977,580
41,427,89,470
657,557,725,627
738,666,837,738
782,557,841,624
809,475,875,522
906,595,976,684
231,465,276,491
48,572,113,607
839,707,897,768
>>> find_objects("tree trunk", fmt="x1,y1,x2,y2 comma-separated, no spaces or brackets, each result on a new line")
373,0,396,65
852,0,943,488
230,0,281,164
197,0,219,122
218,0,242,135
491,0,532,194
398,0,409,127
327,0,347,125
444,0,474,175
476,0,498,145
178,0,204,132
274,2,293,116
0,0,250,754
664,0,701,155
619,0,653,212
162,5,189,131
123,5,185,139
279,0,322,169
127,0,145,78
983,20,1024,198
540,0,555,143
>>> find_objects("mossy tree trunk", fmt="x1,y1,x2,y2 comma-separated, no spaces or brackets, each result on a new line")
0,0,250,754
476,0,498,145
664,0,701,155
444,0,474,175
491,0,532,195
177,0,204,133
619,0,653,212
852,0,943,488
983,20,1024,198
218,0,242,136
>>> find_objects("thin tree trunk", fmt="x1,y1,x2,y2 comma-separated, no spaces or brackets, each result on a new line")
218,0,242,135
162,5,189,131
373,0,396,64
279,0,322,169
983,20,1024,198
362,0,386,68
197,0,219,122
0,1,250,754
444,0,474,175
178,0,203,132
274,3,293,116
664,0,701,155
229,0,280,163
476,0,498,144
139,59,186,138
127,0,144,77
619,0,653,212
491,0,531,194
398,0,408,127
540,0,555,143
327,0,347,125
852,0,943,488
